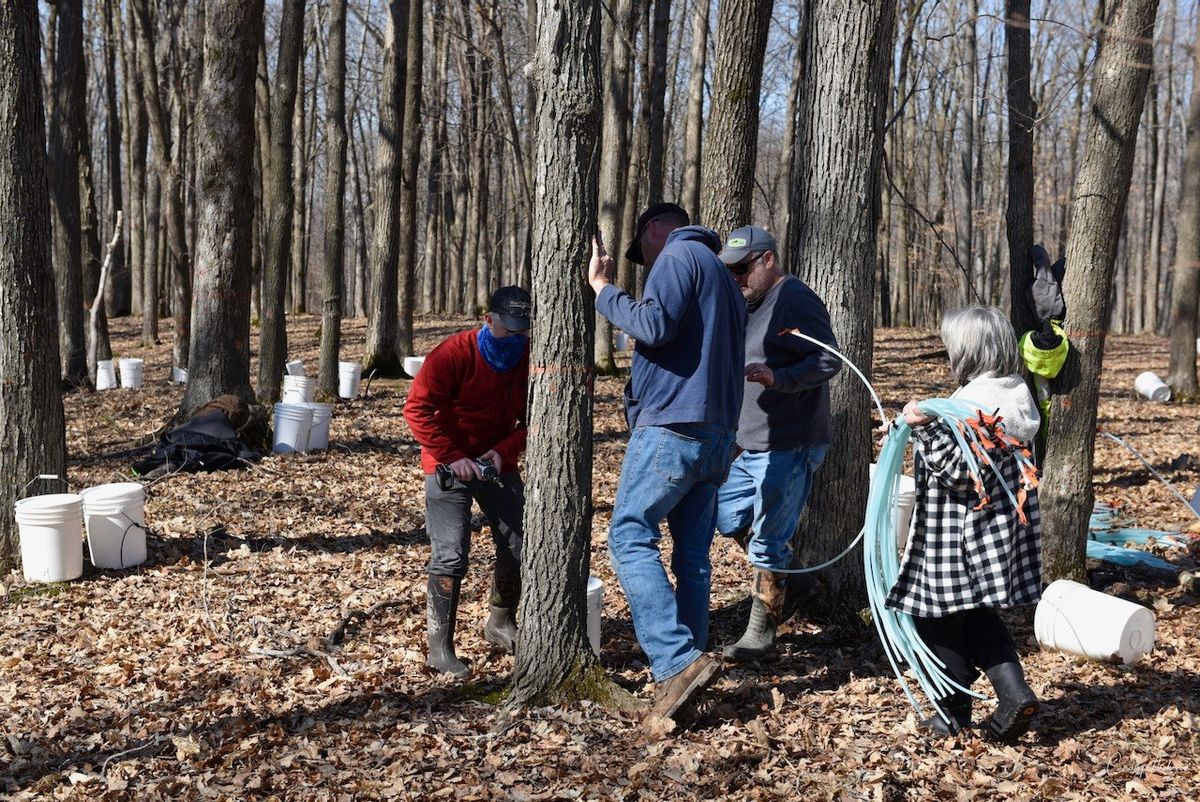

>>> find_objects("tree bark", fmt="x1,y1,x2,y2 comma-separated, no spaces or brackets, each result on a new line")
319,0,348,401
143,169,161,344
645,0,670,203
509,0,624,708
787,0,895,622
123,4,148,321
102,0,128,317
257,0,304,403
1040,0,1160,583
699,0,774,236
48,0,89,387
0,1,68,573
1165,10,1200,400
179,0,263,416
680,0,708,225
395,0,424,359
364,0,407,376
1004,0,1037,335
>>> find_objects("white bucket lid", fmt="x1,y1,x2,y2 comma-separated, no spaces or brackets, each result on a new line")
119,357,145,367
587,575,603,593
15,493,83,518
80,482,145,507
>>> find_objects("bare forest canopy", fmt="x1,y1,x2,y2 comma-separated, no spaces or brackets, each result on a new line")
56,0,1199,333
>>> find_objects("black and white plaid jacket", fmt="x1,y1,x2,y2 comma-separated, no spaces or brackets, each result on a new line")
885,419,1043,618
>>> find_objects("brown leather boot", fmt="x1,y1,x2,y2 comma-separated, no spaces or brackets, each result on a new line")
723,569,788,661
648,654,723,725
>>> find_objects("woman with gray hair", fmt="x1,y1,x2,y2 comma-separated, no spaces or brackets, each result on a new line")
885,304,1042,742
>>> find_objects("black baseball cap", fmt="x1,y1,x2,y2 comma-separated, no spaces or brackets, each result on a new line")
624,202,690,265
488,286,532,331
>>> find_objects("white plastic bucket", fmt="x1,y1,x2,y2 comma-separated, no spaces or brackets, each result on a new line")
338,361,362,399
95,359,117,390
285,359,306,376
403,356,425,378
302,402,333,451
273,402,314,454
118,358,144,390
587,576,604,656
614,331,629,352
80,482,147,569
1034,579,1156,665
171,366,188,384
869,463,917,549
1134,371,1170,402
14,493,84,583
281,375,315,404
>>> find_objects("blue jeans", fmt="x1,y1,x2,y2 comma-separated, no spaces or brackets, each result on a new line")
715,446,828,571
608,423,736,681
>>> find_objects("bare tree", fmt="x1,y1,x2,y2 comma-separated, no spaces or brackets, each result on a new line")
0,1,68,572
319,0,349,401
680,0,709,221
396,0,424,358
1040,0,1160,582
179,0,264,415
1005,0,1037,334
102,0,128,318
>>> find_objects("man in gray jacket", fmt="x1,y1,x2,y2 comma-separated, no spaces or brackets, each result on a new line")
714,225,841,660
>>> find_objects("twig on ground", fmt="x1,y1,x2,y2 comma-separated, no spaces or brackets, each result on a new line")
99,734,167,775
326,599,407,651
249,644,347,676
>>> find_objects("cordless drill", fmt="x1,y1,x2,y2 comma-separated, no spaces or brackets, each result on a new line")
435,457,500,491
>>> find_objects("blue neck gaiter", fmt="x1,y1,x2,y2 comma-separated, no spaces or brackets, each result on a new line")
477,325,527,372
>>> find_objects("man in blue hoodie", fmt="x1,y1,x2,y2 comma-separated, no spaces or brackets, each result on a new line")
589,202,747,724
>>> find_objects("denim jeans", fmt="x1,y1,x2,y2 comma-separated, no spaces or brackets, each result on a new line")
715,445,827,571
608,423,736,681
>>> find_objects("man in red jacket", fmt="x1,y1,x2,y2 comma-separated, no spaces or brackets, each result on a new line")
403,286,531,677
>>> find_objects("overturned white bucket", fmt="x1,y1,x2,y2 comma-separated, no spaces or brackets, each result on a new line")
118,358,144,390
1134,371,1170,402
403,356,425,378
338,361,362,400
14,493,84,583
302,402,333,451
1034,579,1156,665
273,402,313,454
96,359,117,391
587,576,604,656
80,482,147,570
281,375,315,404
285,359,306,376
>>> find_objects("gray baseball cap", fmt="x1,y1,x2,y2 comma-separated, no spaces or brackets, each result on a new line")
718,225,778,265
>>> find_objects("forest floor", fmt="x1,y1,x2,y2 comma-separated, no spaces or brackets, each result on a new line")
3,314,1199,801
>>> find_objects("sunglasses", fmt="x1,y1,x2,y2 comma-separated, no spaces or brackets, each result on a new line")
728,252,763,276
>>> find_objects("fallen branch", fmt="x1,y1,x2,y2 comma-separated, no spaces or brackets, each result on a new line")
326,599,407,651
249,644,346,676
88,211,123,380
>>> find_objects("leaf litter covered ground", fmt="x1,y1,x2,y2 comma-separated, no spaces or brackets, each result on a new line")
2,315,1199,801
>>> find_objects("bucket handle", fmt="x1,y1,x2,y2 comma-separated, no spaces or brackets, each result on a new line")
21,474,70,499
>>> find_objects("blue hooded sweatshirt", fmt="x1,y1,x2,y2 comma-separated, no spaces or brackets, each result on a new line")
596,226,747,431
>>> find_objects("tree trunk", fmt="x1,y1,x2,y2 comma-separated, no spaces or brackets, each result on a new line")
257,0,304,403
102,0,128,317
180,0,263,416
0,1,68,573
1004,0,1037,335
1040,0,1160,583
289,54,306,312
421,0,448,315
396,0,424,359
318,0,348,401
123,5,148,320
143,169,161,344
788,0,895,622
699,0,774,236
364,0,407,376
509,0,624,709
778,0,806,267
680,0,708,224
48,0,89,387
1165,10,1200,400
645,0,670,203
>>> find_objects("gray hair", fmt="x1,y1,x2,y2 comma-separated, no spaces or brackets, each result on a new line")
940,305,1024,385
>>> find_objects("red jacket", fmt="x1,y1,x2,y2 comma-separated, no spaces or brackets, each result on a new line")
403,329,529,475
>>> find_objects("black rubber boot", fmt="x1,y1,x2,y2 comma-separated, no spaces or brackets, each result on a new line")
918,693,973,736
483,564,520,654
426,575,469,677
983,662,1038,742
723,569,787,661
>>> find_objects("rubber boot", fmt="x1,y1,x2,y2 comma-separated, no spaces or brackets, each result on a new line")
983,662,1038,742
426,575,469,677
918,693,973,736
723,569,787,661
483,564,520,654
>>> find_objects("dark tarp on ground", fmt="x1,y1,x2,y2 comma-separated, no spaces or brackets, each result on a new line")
132,395,260,476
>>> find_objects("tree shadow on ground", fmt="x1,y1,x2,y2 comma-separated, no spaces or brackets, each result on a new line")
1030,667,1200,744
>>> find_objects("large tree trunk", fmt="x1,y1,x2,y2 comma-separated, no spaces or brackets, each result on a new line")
48,0,89,387
318,0,348,401
509,0,621,708
396,0,424,359
179,0,263,416
364,0,407,376
645,0,670,203
123,5,148,321
102,0,128,317
788,0,895,622
1040,0,1160,583
699,0,774,236
257,0,304,403
143,170,161,344
0,2,68,573
680,0,709,221
1165,11,1200,400
1005,0,1037,334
